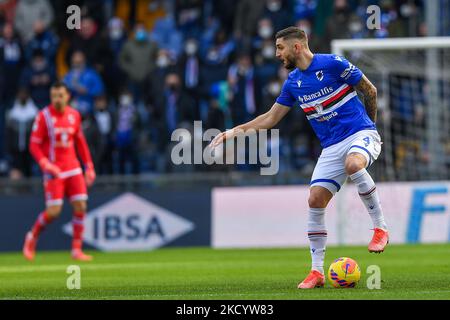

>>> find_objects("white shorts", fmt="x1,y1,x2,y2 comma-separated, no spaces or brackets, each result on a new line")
310,129,382,194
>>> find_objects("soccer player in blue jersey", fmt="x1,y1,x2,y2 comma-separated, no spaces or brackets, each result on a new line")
210,27,389,289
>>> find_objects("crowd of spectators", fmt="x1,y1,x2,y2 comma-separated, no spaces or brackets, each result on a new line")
0,0,438,178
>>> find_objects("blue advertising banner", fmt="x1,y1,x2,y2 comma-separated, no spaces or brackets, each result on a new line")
0,190,211,252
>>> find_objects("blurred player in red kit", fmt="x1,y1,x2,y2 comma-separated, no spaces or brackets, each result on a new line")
23,82,96,261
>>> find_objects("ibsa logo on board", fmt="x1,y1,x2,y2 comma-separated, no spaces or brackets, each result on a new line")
62,192,195,251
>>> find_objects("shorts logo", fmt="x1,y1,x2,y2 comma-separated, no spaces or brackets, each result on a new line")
363,137,370,147
316,70,324,81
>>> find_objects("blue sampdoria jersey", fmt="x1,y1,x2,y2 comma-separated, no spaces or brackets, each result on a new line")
276,54,376,148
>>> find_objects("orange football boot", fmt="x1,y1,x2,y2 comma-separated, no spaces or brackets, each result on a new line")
368,228,389,253
23,232,37,261
298,270,325,289
72,249,93,261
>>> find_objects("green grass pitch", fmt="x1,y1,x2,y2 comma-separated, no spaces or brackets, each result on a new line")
0,244,449,300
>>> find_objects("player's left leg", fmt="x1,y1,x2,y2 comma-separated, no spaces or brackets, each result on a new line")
345,131,389,253
67,174,93,261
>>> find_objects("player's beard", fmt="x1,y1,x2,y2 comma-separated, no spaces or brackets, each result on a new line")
283,54,296,70
54,102,64,111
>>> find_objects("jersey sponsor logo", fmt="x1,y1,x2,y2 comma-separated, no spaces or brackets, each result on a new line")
316,112,338,122
316,70,324,81
299,86,334,103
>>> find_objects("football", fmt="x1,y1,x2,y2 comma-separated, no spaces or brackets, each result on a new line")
328,257,361,288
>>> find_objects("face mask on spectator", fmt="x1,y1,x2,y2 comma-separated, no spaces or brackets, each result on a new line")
33,58,47,71
135,29,147,42
167,83,180,92
206,49,220,63
110,27,123,40
72,62,85,71
262,46,275,59
299,25,311,37
119,94,132,106
156,55,170,68
400,4,414,18
185,41,198,56
267,0,282,12
349,21,363,33
268,82,281,96
259,26,273,39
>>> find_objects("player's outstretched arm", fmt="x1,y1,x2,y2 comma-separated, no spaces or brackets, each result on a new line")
209,102,290,148
355,74,378,123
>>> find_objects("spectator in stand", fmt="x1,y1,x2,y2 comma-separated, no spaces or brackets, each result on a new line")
323,0,361,52
0,0,17,26
233,0,266,46
115,89,141,175
175,0,204,39
80,107,101,174
151,12,184,58
20,49,55,108
200,27,236,94
148,49,177,108
153,73,196,152
5,87,38,179
294,18,322,52
177,38,202,111
67,16,112,77
94,95,115,175
14,0,54,43
252,18,275,52
0,23,23,109
227,53,260,125
25,19,59,64
254,38,279,95
210,0,238,35
262,0,292,32
291,0,318,21
104,17,127,99
63,50,104,115
119,23,158,105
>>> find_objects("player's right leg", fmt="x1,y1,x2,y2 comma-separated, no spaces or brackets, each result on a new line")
23,179,64,261
298,149,347,289
298,186,333,289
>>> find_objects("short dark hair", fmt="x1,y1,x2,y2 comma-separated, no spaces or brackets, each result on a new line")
275,26,307,42
51,81,69,92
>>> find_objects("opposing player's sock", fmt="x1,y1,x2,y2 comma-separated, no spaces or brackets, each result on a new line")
72,211,85,252
71,211,93,261
31,211,53,238
307,208,327,274
349,168,387,230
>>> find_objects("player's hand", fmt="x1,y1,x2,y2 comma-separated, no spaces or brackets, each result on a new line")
39,158,61,177
84,163,96,187
209,129,238,149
